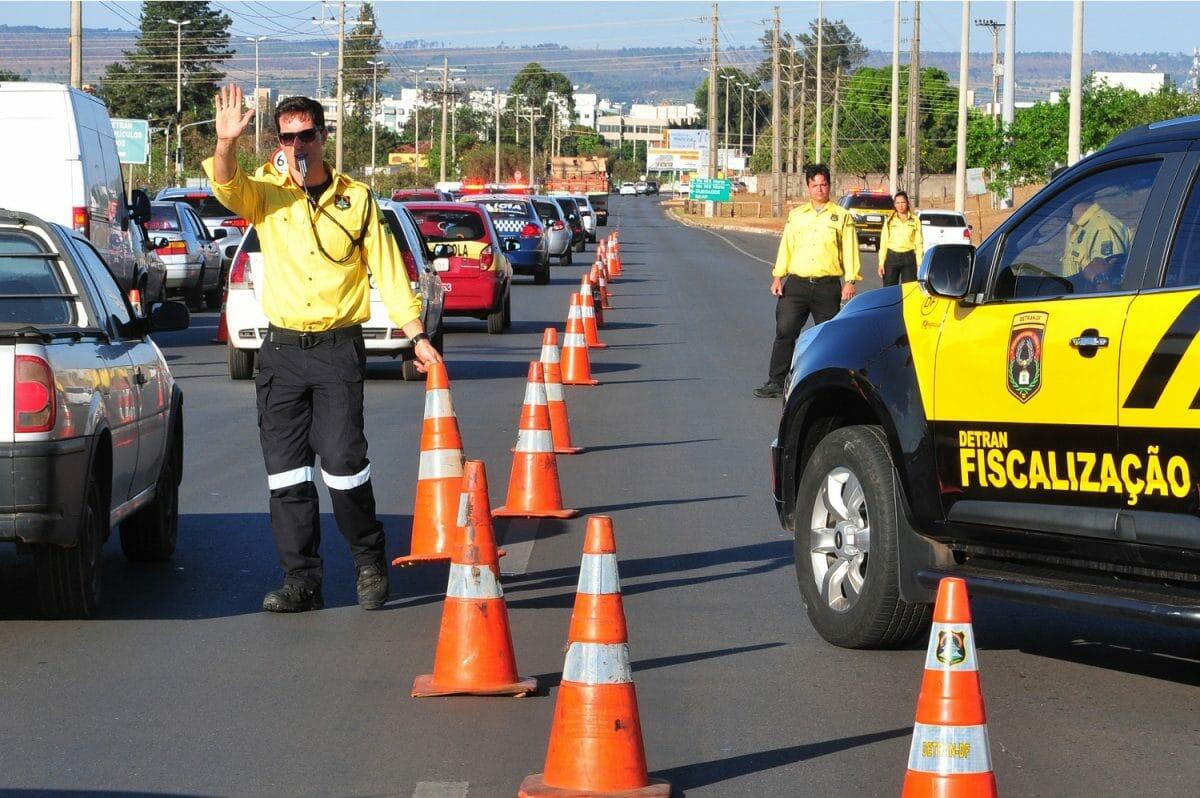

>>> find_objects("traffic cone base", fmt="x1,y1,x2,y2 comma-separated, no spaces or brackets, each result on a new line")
518,775,670,798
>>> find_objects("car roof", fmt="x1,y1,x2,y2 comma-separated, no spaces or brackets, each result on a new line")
157,187,213,197
402,201,485,214
1106,114,1200,150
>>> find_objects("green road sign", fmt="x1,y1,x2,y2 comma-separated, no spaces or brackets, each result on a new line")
112,118,149,165
689,178,731,202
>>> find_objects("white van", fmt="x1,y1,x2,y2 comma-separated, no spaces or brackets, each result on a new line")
0,82,161,295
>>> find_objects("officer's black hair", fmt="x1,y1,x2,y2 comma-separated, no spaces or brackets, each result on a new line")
804,163,831,184
274,96,326,132
893,190,910,204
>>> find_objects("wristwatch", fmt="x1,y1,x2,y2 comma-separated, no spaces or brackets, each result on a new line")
411,332,430,346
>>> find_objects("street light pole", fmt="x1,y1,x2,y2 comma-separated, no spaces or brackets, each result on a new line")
494,90,501,185
720,73,733,173
246,36,267,157
738,82,747,156
310,51,330,98
368,59,384,191
166,18,191,183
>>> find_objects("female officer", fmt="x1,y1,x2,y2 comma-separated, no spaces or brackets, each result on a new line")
877,191,924,286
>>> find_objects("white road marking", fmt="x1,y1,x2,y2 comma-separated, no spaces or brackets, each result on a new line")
694,225,774,266
413,781,468,798
498,518,540,576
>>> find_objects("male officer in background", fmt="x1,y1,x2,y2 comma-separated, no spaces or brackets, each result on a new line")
1063,198,1131,291
755,164,861,399
205,85,442,612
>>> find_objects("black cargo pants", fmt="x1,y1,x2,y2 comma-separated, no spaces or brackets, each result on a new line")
255,325,384,588
767,275,842,386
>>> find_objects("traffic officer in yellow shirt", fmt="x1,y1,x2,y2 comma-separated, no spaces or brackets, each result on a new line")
205,86,442,613
1063,199,1131,291
755,164,861,399
876,190,923,286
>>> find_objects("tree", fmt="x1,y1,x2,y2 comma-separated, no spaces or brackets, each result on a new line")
693,66,758,145
459,143,525,183
343,2,386,114
0,69,23,81
100,1,233,122
758,20,866,84
507,62,573,153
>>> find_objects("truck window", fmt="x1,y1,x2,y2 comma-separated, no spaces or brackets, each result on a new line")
0,231,74,325
1163,172,1200,288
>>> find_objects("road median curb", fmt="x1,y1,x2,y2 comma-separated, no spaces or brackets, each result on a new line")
666,207,782,238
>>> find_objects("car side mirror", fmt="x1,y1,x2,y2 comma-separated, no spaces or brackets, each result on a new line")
211,228,229,240
153,237,169,250
919,244,974,300
129,189,152,225
149,301,191,333
503,239,520,252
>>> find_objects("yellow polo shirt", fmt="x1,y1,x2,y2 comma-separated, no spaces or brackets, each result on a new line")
1062,203,1130,277
878,213,924,265
772,201,862,281
201,157,422,332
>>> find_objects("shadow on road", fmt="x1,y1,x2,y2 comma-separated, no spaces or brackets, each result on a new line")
532,641,786,689
581,437,717,453
653,727,911,794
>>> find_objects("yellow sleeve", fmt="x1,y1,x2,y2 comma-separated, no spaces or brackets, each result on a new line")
878,219,890,264
841,219,862,282
364,204,423,329
201,157,266,224
772,216,795,278
913,221,924,265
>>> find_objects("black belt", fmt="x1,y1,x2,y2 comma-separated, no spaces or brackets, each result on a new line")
790,275,840,283
267,324,362,349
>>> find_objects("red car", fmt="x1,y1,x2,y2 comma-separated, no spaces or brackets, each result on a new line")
403,201,513,334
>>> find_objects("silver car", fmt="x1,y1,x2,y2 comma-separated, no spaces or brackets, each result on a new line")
572,195,598,242
155,187,246,269
147,202,222,311
531,196,574,264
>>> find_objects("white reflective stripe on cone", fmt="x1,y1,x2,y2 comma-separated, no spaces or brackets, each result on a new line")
544,380,565,402
577,553,621,594
563,333,587,348
522,381,548,406
562,642,632,685
418,449,465,480
906,722,993,775
923,623,979,672
321,463,371,490
267,465,315,490
515,429,554,453
446,563,504,599
455,491,469,526
540,345,560,364
424,388,456,419
567,304,580,320
580,304,595,318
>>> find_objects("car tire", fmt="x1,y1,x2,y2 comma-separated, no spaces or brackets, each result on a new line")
487,300,505,334
120,425,180,562
534,260,551,285
560,248,573,266
502,293,512,329
574,238,586,253
401,356,423,381
183,267,205,312
228,343,256,380
793,424,930,649
34,472,107,619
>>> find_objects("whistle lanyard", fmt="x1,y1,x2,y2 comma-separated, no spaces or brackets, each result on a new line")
301,183,370,265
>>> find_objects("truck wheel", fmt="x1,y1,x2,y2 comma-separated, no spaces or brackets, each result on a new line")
793,425,930,649
35,474,107,619
534,260,551,285
560,248,573,266
401,356,423,381
120,434,180,562
228,344,256,380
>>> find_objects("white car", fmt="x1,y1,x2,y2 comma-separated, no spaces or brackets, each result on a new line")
225,204,444,382
918,209,973,246
571,195,598,242
619,182,637,196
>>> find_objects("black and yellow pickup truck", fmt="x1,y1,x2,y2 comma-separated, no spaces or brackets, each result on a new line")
772,116,1200,647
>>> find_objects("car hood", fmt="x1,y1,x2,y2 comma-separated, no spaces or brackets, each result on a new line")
838,282,913,316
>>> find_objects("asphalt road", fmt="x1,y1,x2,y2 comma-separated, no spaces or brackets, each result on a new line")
0,196,1197,797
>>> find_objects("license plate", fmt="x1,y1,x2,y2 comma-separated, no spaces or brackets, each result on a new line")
434,258,450,272
867,215,882,222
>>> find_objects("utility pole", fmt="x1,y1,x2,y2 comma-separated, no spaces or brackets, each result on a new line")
708,3,719,186
439,58,449,183
955,0,970,212
1068,0,1084,166
368,59,384,191
1001,0,1016,207
738,82,747,157
771,6,782,217
334,0,346,173
975,18,1004,122
753,89,759,156
889,0,900,194
247,36,267,157
494,91,501,184
69,0,82,89
904,1,921,204
797,63,806,175
721,73,733,172
829,67,841,189
786,47,797,179
815,0,823,163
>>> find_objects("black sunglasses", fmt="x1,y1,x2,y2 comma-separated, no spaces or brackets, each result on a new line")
279,127,321,145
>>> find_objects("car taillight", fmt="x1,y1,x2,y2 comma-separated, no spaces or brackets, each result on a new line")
480,245,494,269
15,355,55,433
520,222,542,239
963,228,972,240
401,250,419,280
72,206,90,237
229,251,253,289
551,220,565,231
156,240,188,256
223,217,248,230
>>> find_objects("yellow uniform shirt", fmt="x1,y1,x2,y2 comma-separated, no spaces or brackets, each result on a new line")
878,213,924,265
1062,202,1130,277
772,201,862,281
201,157,422,333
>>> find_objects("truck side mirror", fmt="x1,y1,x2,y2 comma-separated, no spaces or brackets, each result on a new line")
919,244,974,300
129,189,152,225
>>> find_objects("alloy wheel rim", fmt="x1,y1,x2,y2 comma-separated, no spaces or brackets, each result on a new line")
808,467,871,613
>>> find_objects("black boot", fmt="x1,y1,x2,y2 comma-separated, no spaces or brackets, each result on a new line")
753,381,783,398
262,583,324,613
356,562,389,610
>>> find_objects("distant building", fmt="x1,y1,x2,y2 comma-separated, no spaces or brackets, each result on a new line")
627,103,700,125
574,92,598,129
1093,71,1166,95
388,141,430,169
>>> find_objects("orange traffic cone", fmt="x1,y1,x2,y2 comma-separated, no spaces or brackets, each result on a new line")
592,262,612,309
561,295,600,386
412,460,538,698
596,237,607,263
519,517,670,798
210,284,228,344
902,577,997,798
540,327,582,454
581,273,606,329
493,361,579,519
393,362,463,566
578,287,608,350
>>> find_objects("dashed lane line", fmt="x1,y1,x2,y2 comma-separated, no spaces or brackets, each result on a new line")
412,781,469,798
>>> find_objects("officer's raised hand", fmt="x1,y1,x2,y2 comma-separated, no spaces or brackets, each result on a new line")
214,84,255,142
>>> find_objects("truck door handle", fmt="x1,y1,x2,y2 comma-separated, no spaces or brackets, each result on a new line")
1070,329,1109,357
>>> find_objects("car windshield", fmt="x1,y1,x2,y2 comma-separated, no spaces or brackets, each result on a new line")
146,204,182,231
167,194,237,219
921,213,967,227
409,209,487,242
555,199,580,220
0,230,73,325
533,201,561,224
843,195,894,211
472,200,532,220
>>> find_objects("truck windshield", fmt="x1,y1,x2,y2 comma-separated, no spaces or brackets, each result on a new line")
0,231,72,325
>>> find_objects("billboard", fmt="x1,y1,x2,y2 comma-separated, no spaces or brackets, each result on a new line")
646,147,702,172
667,129,710,150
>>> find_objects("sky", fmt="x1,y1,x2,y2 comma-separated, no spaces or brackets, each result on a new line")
2,1,1198,54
